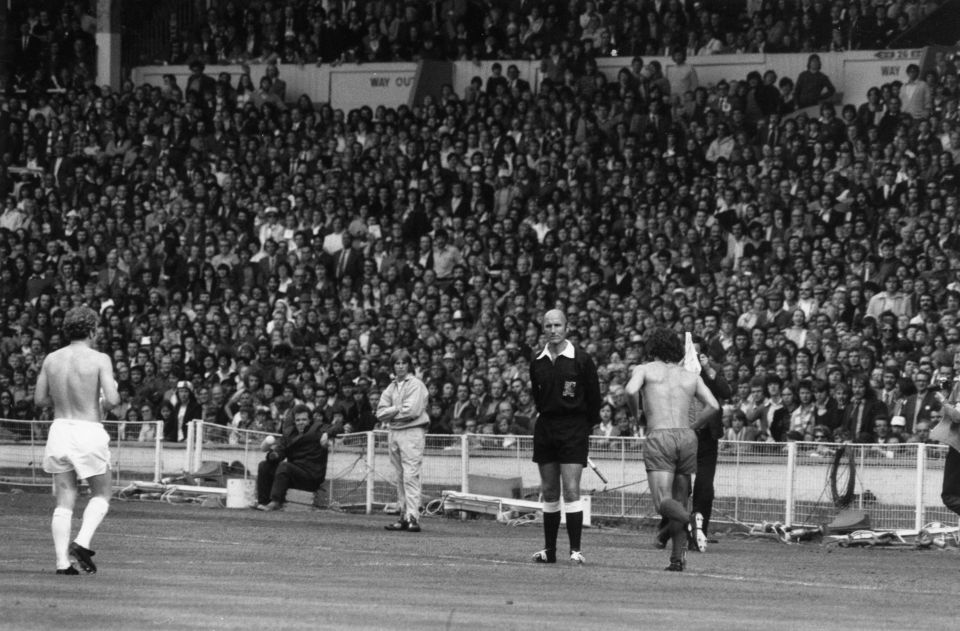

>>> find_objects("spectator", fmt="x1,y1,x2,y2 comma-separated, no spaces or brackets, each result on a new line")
705,122,736,163
137,403,157,442
808,425,835,457
725,409,757,442
592,402,618,443
866,275,910,319
900,64,932,120
377,349,429,533
666,48,698,103
756,375,789,441
911,418,935,444
170,380,202,442
3,1,960,480
794,54,836,109
899,370,940,434
255,404,331,511
889,415,909,442
873,416,901,446
841,374,888,443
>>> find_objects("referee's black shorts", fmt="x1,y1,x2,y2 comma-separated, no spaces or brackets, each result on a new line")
533,417,589,466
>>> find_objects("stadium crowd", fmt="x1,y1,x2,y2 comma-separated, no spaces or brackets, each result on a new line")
2,0,960,453
145,0,942,66
7,0,946,94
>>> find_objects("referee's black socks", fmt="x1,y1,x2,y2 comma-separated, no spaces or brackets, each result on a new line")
565,500,583,552
543,500,561,557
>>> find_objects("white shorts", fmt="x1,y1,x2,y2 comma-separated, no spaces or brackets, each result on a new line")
43,419,112,480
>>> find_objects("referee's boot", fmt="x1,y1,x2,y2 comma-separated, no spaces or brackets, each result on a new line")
531,548,557,563
687,512,708,552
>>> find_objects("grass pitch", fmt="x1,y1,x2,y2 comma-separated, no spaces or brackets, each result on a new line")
1,490,955,630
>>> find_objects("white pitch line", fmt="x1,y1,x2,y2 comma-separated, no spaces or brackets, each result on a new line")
0,524,933,594
697,572,890,592
2,524,242,546
313,544,933,593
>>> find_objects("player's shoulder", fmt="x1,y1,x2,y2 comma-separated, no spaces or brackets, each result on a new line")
85,347,112,364
43,346,68,363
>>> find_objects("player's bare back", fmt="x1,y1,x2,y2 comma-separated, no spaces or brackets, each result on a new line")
37,345,111,423
626,361,712,431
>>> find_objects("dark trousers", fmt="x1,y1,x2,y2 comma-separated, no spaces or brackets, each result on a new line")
256,459,320,505
942,447,960,517
692,436,719,534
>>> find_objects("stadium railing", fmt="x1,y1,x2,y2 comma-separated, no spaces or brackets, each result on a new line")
3,418,953,529
187,422,954,530
0,418,171,487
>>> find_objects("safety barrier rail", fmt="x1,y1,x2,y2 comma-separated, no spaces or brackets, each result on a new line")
0,418,168,487
2,418,953,529
188,422,955,530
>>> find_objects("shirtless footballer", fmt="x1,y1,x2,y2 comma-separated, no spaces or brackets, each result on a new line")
35,306,120,575
625,328,719,571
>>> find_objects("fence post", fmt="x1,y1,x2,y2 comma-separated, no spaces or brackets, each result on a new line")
857,446,865,511
365,431,375,515
154,421,163,482
620,438,626,518
915,443,926,531
30,421,37,485
785,441,797,526
461,433,469,493
184,420,195,473
193,419,204,472
113,424,121,487
734,441,741,523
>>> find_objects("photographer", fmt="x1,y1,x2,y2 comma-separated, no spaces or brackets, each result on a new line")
898,370,940,434
255,405,331,511
929,383,960,518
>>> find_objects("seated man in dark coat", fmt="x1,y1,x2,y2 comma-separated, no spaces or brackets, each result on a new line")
255,404,332,511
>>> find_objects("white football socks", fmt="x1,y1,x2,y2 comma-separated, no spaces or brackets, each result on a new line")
74,497,109,549
52,507,73,570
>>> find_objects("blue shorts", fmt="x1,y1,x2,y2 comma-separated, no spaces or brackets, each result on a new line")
644,428,697,475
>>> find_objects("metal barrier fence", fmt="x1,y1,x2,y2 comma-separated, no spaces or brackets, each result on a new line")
0,418,169,487
3,418,955,530
188,422,956,530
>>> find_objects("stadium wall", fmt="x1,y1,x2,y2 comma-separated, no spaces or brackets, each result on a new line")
130,63,419,112
129,49,923,114
450,49,924,109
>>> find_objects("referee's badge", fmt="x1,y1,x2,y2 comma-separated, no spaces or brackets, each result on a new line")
563,381,577,398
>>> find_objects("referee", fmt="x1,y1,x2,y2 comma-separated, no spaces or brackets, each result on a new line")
529,309,601,564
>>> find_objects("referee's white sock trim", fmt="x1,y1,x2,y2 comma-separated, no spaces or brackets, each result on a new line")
542,500,561,513
564,500,583,513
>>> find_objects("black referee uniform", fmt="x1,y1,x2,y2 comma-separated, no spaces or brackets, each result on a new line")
530,343,601,465
691,370,731,538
